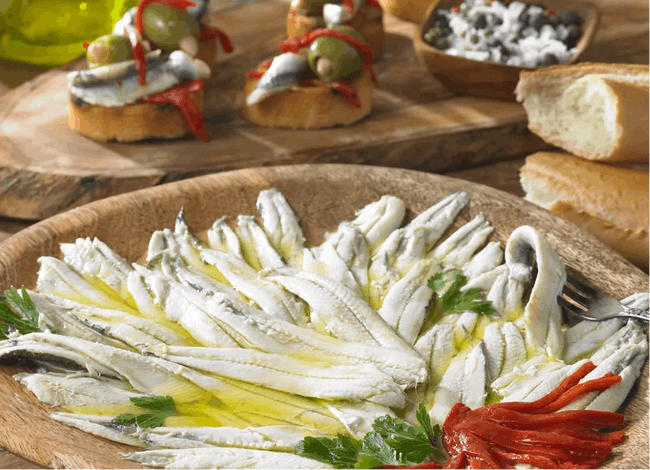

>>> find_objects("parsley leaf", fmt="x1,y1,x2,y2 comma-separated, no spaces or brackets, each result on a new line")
358,432,409,468
428,271,495,316
295,434,361,469
0,287,52,338
371,414,434,463
114,396,176,429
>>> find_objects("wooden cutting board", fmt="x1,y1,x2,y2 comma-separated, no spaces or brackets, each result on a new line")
0,164,647,469
0,0,648,222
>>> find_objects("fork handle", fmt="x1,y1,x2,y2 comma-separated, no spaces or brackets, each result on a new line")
621,305,650,322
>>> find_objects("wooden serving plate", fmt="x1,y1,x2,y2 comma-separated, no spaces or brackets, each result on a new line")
0,0,648,221
0,164,647,469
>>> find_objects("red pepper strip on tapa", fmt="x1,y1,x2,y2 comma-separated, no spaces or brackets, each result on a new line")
140,79,209,141
134,0,198,85
200,27,234,53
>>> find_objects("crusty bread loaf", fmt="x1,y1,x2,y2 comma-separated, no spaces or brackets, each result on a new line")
520,151,649,271
515,63,649,163
242,66,373,129
69,91,203,142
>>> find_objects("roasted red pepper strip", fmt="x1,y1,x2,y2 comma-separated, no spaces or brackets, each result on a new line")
534,424,626,445
535,373,621,414
471,406,625,430
200,27,234,53
342,0,355,13
140,79,209,141
132,39,148,86
442,451,467,469
246,71,265,80
330,81,361,108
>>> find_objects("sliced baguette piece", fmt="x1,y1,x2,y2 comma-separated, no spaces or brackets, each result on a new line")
520,151,649,271
515,63,649,163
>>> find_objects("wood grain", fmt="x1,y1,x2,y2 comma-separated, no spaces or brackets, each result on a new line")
0,164,646,469
0,0,647,221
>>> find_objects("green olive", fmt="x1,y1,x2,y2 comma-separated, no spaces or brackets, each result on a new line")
87,34,133,68
307,27,364,82
142,3,200,52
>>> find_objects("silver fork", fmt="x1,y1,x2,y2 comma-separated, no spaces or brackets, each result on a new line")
558,267,649,323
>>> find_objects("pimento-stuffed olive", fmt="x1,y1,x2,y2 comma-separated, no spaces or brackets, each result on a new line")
307,26,364,81
142,3,201,54
86,34,134,68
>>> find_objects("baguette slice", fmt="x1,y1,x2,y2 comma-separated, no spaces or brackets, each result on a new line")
520,151,649,271
515,63,649,163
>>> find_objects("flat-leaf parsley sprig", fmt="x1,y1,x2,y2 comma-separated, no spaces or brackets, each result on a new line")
296,403,447,469
0,286,53,338
428,271,494,316
114,396,177,429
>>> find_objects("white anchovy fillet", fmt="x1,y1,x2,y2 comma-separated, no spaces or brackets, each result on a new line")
52,413,145,447
414,323,455,383
431,213,494,269
586,351,648,412
201,249,308,325
463,264,507,295
265,267,416,355
326,401,397,438
319,222,370,294
256,189,306,269
378,259,440,345
36,256,137,314
462,241,504,281
135,265,240,348
496,361,565,400
15,372,144,409
348,195,406,252
505,226,566,359
126,447,333,469
142,344,407,408
563,317,624,364
246,53,311,106
481,322,505,383
430,350,467,425
499,322,528,376
323,0,364,24
462,341,487,409
236,216,286,271
485,266,526,318
516,359,590,403
136,425,328,451
490,354,547,390
60,237,135,303
69,51,203,107
453,311,479,346
207,217,244,258
302,242,362,296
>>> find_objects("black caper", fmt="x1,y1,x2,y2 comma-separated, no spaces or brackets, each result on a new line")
530,15,549,30
559,10,582,25
469,33,479,44
484,28,494,36
518,11,530,26
565,24,581,47
510,32,521,42
492,16,503,26
424,27,442,43
472,14,487,28
548,14,559,26
538,52,559,66
435,36,450,49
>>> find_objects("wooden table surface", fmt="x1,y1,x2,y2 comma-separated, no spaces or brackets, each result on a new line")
0,0,647,464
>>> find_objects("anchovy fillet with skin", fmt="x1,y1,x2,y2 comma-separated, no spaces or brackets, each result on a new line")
481,322,505,384
463,264,507,295
52,412,145,447
505,226,566,359
431,213,494,269
453,311,479,346
236,216,286,271
462,241,504,281
256,189,306,269
320,222,370,295
142,344,407,408
499,322,528,376
126,447,333,469
563,318,624,364
585,352,648,412
349,195,406,252
207,217,244,259
485,267,527,319
414,323,455,383
246,53,311,106
69,51,201,107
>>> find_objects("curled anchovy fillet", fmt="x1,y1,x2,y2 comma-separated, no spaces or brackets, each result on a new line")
142,344,406,408
326,401,397,438
246,53,311,106
207,217,244,258
60,237,135,303
126,447,333,469
236,216,286,271
52,413,145,447
256,189,306,269
414,324,455,382
15,372,144,409
463,264,507,294
37,257,137,314
69,51,201,107
302,242,362,296
320,222,370,294
431,213,494,269
378,259,440,345
505,226,566,359
462,342,487,409
201,249,308,325
499,322,527,376
430,350,467,425
462,242,504,281
481,322,505,383
563,318,624,364
265,267,416,355
348,195,406,252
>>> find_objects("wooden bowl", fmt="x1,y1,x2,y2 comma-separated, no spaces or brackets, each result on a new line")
413,0,600,101
0,164,646,469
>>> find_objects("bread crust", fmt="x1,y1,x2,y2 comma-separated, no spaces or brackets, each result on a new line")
69,91,204,142
287,6,385,60
242,63,373,129
196,37,219,76
376,0,431,23
520,151,649,270
515,62,649,163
